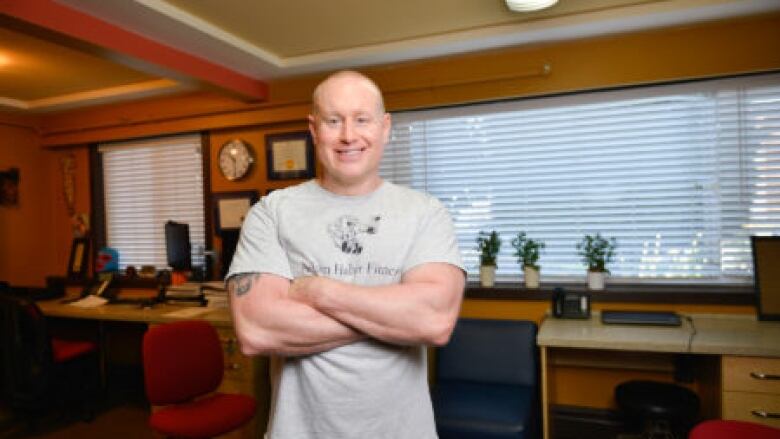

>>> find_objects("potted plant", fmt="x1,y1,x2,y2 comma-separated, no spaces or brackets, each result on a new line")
511,232,545,289
476,230,501,287
576,233,617,290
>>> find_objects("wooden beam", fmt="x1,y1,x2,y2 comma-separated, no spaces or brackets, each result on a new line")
0,0,268,101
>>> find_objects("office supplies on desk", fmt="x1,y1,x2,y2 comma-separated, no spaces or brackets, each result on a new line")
552,287,590,319
67,295,108,308
601,310,682,326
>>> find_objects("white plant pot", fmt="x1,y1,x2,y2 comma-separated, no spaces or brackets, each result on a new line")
480,265,496,287
523,266,540,289
587,270,606,291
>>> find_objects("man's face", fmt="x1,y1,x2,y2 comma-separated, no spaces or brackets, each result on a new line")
309,76,390,193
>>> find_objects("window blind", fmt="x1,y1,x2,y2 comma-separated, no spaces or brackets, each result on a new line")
381,73,780,283
99,133,205,271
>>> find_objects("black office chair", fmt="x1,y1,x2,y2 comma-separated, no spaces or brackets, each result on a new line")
432,318,539,439
615,380,699,439
0,293,100,429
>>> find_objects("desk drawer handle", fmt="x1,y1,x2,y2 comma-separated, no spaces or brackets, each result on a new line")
750,371,780,380
751,410,780,419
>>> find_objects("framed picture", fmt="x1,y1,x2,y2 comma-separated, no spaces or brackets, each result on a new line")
67,237,90,280
265,131,316,180
0,167,20,206
213,190,259,233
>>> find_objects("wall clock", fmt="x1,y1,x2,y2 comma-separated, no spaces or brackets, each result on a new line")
218,139,255,181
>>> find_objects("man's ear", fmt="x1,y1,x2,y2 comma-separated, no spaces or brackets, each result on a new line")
308,114,317,139
382,112,392,143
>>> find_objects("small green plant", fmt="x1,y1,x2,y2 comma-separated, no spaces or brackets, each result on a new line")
576,233,617,273
511,232,545,269
476,230,502,266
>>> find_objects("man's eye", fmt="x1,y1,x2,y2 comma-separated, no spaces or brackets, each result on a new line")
325,118,340,127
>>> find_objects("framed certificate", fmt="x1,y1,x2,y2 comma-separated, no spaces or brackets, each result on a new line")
67,237,90,280
213,191,258,233
265,131,316,180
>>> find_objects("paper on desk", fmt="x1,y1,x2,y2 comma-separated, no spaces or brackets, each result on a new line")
68,295,109,308
163,307,213,318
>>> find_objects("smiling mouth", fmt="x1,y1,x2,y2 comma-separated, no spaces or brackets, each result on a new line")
336,147,367,157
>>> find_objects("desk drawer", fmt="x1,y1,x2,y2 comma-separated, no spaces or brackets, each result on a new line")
723,391,780,429
723,356,780,394
223,352,252,381
217,328,253,382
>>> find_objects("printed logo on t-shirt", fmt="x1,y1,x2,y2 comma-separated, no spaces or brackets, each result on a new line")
327,215,381,254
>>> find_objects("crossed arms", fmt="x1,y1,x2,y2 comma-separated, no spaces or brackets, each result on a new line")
228,262,465,357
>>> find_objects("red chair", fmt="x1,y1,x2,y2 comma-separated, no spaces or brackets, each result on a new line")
142,320,256,438
689,420,780,439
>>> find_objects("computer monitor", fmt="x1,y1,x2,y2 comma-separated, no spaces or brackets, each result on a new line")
752,236,780,320
165,220,192,271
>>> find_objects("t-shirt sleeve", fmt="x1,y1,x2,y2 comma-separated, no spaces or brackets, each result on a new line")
402,196,465,275
225,198,294,282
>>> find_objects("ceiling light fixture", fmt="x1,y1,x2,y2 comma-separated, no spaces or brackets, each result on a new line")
505,0,559,12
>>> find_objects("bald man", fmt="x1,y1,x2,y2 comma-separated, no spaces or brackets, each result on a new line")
227,70,465,439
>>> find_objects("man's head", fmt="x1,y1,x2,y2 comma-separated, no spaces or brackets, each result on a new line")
308,71,391,195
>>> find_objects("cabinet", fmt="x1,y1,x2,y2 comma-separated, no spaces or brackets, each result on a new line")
722,355,780,428
216,326,269,439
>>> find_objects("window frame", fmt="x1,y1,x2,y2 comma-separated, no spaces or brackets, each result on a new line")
89,132,213,283
384,71,780,298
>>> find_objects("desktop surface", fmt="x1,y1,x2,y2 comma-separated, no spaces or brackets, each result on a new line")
538,312,780,357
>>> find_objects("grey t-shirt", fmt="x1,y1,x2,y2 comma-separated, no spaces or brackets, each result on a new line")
228,180,464,439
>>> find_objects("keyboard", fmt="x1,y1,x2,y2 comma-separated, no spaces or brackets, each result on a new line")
601,310,682,326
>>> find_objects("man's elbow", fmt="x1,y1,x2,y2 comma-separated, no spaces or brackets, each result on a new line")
235,328,279,356
422,313,457,347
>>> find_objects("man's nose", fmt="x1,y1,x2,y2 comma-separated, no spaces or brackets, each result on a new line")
339,119,356,143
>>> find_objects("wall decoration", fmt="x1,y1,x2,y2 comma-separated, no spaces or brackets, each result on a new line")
0,167,19,206
67,237,90,280
213,190,259,233
265,131,316,180
60,155,75,215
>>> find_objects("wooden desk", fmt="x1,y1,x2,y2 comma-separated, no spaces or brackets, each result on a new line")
38,298,268,439
38,299,234,327
537,313,780,438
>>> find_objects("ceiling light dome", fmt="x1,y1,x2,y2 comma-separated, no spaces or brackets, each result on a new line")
505,0,559,12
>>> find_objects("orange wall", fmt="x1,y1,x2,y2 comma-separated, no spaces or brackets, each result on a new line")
7,12,779,408
0,113,93,287
0,117,51,286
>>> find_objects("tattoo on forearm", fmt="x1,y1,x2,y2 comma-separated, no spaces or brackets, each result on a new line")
230,273,260,297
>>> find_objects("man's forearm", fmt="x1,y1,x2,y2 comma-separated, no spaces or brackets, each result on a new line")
229,273,365,356
289,264,465,346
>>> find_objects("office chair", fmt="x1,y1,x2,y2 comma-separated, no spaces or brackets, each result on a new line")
432,318,539,439
615,380,700,439
688,420,780,439
142,320,256,438
0,292,100,427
